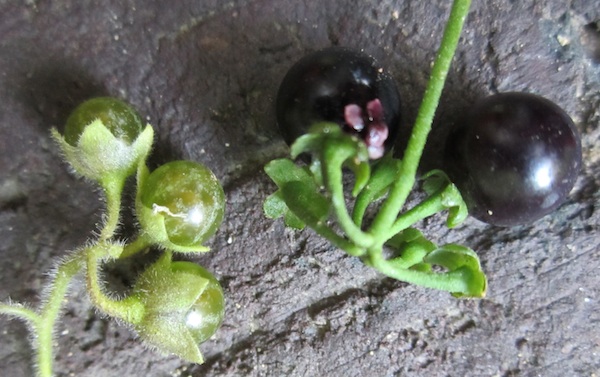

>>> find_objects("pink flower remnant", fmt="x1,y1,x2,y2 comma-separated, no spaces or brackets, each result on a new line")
343,99,389,159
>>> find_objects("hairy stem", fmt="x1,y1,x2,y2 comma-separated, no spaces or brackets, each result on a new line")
119,233,153,259
99,177,125,241
86,245,145,325
0,303,40,325
37,254,84,377
369,0,471,242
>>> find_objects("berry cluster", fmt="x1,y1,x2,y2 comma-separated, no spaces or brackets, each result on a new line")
0,0,584,375
1,97,226,376
264,0,581,297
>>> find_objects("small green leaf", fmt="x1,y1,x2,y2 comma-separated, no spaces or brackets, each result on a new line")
263,192,287,219
284,210,306,230
263,159,320,229
264,158,312,186
281,181,330,226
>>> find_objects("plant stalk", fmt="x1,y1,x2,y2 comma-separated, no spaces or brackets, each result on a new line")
369,0,472,242
37,255,84,377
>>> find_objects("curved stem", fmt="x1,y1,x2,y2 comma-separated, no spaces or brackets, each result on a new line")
369,0,471,242
99,177,125,241
367,251,474,295
119,233,153,259
323,144,374,248
311,221,366,257
381,190,449,241
86,245,145,325
0,303,40,325
37,254,84,377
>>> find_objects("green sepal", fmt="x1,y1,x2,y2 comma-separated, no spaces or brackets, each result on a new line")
421,169,468,228
134,253,208,312
132,252,209,364
51,120,153,184
135,197,211,253
136,312,204,364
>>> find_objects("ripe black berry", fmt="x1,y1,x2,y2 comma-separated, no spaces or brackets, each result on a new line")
444,92,582,226
276,47,402,159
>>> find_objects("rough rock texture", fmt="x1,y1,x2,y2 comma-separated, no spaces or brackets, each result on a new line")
1,1,599,376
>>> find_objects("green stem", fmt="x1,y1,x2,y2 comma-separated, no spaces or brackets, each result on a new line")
367,252,473,294
311,222,366,257
381,190,450,241
323,144,374,248
119,233,153,259
86,245,145,325
37,254,84,377
0,303,40,325
351,156,400,227
369,0,471,242
99,177,125,241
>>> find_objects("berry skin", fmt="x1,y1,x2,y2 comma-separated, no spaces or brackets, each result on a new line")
444,92,582,226
276,47,402,159
64,97,143,146
139,160,225,247
171,261,225,344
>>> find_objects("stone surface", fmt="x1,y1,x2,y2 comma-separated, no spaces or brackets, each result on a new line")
1,1,599,376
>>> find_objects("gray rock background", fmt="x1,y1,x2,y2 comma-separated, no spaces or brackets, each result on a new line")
1,1,599,376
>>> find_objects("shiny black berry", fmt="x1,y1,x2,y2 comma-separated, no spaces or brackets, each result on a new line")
444,92,582,226
275,47,402,159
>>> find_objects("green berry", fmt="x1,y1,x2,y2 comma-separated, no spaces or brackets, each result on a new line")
139,161,225,247
132,252,225,363
171,261,225,344
64,97,143,146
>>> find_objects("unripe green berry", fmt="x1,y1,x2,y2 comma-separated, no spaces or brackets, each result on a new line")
138,160,225,248
171,261,225,344
132,253,225,363
64,97,143,146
